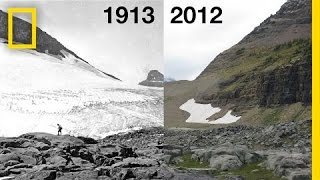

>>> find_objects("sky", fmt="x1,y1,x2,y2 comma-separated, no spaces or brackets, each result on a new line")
164,0,286,80
0,0,163,84
0,0,287,82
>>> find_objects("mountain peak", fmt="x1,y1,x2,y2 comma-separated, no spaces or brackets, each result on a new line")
139,70,164,87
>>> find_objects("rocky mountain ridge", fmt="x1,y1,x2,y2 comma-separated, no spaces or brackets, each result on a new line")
0,10,120,81
196,0,311,107
165,0,311,127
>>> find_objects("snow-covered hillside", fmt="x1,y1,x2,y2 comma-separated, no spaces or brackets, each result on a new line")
0,42,163,138
0,40,120,91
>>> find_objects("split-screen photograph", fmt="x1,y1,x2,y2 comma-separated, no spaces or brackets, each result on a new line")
0,0,316,179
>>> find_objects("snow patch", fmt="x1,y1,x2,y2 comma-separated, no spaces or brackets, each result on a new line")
179,99,240,124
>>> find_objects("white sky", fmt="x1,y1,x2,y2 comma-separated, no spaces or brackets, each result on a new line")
0,0,163,84
164,0,286,80
0,0,287,81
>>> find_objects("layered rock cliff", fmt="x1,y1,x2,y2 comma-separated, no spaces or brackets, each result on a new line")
195,0,311,107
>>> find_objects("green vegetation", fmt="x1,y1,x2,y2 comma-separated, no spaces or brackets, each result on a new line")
215,38,311,98
235,47,246,55
240,103,311,126
262,107,284,125
218,39,311,79
175,153,210,168
164,96,174,102
213,162,286,180
174,154,285,180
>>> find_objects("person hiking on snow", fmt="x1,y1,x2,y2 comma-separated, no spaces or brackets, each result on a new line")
57,124,63,136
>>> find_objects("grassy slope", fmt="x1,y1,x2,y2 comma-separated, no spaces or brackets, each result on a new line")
216,39,311,95
165,39,311,128
174,153,285,180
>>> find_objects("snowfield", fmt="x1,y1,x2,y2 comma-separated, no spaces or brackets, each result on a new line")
0,88,163,139
179,99,240,124
0,42,163,138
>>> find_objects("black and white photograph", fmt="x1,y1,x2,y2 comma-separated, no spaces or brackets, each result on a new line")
0,1,166,179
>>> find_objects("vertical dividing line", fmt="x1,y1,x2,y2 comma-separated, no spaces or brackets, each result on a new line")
312,0,319,179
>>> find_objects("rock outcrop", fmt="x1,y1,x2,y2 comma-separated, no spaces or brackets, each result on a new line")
164,120,311,180
0,129,168,179
0,120,311,179
139,70,164,87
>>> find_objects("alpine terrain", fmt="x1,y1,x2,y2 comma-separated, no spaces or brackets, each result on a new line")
0,10,163,138
163,0,311,179
165,0,311,128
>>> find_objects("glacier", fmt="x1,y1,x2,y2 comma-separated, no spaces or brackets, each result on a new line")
0,41,163,139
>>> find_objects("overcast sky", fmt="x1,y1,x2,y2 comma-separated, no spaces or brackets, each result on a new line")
0,0,163,84
0,0,287,82
164,0,286,80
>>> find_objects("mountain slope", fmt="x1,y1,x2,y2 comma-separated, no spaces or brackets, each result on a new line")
0,10,120,81
0,10,164,138
165,0,311,127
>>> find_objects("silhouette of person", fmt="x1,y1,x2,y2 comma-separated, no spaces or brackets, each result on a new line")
57,124,63,136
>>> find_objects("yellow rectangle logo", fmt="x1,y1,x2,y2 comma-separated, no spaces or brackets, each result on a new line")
8,8,37,49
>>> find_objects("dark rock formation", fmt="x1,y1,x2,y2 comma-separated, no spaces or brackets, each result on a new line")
139,70,164,87
197,50,311,107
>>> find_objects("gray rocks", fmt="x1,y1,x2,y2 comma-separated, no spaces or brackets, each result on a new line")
209,155,243,170
15,170,56,180
0,120,311,179
111,157,159,168
0,129,167,179
264,151,311,178
164,120,311,179
191,143,261,167
139,70,164,87
3,160,20,168
0,153,20,164
288,169,311,180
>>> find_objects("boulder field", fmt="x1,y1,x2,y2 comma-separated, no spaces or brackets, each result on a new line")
0,120,311,179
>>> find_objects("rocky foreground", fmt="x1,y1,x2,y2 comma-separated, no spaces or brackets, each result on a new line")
0,120,311,180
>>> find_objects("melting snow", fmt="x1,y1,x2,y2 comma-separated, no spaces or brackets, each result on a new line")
179,99,240,124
